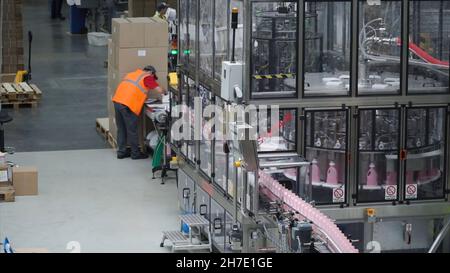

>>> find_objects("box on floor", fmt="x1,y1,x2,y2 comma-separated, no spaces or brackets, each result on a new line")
12,166,38,196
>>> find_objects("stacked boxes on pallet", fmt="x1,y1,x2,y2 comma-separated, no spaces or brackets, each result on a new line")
108,17,168,149
1,0,24,80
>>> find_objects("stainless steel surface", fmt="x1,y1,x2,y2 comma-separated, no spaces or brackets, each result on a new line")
180,214,210,227
429,217,450,253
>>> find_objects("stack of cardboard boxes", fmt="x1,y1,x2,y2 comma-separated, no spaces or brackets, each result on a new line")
128,0,177,17
107,17,168,148
1,0,24,81
0,164,38,202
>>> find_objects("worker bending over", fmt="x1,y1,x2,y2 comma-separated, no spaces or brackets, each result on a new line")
112,66,166,160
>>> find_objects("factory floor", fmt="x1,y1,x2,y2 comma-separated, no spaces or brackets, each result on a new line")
5,0,109,152
0,0,180,252
0,150,179,253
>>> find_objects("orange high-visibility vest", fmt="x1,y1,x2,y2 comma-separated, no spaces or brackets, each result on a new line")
112,69,151,116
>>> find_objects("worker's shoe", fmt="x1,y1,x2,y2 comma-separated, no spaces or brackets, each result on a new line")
132,153,149,160
117,152,131,159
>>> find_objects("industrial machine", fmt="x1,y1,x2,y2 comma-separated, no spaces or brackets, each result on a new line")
169,0,450,253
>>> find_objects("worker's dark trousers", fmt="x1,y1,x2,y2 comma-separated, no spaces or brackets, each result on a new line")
50,0,63,18
114,102,140,157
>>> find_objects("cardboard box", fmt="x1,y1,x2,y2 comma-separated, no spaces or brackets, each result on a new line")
115,47,168,74
14,248,50,253
12,166,38,196
111,18,145,48
145,18,169,48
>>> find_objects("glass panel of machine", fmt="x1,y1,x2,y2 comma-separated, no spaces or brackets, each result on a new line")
199,0,214,76
258,109,297,152
305,110,347,205
187,77,197,164
405,107,447,200
178,170,196,213
211,199,226,252
408,1,449,94
358,0,402,95
251,2,298,98
228,137,239,198
180,0,189,65
214,97,228,192
188,0,198,65
304,1,351,97
214,0,229,79
357,109,400,203
199,85,213,177
196,186,211,221
224,213,241,253
179,75,189,157
230,0,244,62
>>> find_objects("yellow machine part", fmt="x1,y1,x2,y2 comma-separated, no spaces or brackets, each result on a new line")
169,72,178,87
14,70,28,83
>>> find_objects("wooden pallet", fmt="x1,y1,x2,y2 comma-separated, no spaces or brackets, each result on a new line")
96,118,110,139
107,132,118,149
0,82,42,102
0,186,15,203
2,101,38,110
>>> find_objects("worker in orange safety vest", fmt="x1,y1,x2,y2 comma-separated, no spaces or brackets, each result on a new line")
112,66,166,160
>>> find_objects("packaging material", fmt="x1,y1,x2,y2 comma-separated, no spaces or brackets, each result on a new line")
145,18,169,48
1,0,24,73
115,47,168,74
12,166,38,196
14,248,50,253
111,18,145,48
0,165,11,187
87,32,111,47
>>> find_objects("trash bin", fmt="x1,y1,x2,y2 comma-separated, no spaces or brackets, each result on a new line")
87,32,111,46
69,5,87,34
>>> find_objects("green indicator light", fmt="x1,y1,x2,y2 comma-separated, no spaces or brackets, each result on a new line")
183,49,191,54
171,49,179,55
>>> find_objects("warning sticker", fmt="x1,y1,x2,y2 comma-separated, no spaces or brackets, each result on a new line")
333,187,345,203
406,184,418,200
385,185,397,200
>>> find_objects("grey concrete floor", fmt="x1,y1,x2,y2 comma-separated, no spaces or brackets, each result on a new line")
4,0,109,152
0,149,179,253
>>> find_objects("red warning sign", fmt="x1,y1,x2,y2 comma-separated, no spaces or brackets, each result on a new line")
385,185,397,200
406,184,418,200
333,188,345,203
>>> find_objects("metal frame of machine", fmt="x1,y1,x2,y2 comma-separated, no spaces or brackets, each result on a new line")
172,0,450,253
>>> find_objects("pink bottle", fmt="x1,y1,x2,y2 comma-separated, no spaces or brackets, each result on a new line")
406,171,414,185
429,168,440,179
326,161,339,185
418,170,428,183
386,171,397,185
366,163,378,187
311,159,321,184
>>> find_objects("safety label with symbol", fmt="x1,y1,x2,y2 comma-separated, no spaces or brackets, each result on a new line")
333,187,345,203
406,184,418,200
385,185,397,200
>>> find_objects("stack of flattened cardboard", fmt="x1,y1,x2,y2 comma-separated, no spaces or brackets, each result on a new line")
1,0,24,79
108,17,168,149
0,164,14,202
